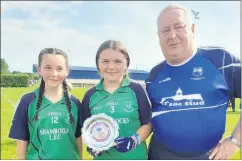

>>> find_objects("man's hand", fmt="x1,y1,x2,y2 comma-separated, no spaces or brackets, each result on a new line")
87,147,103,157
209,138,240,160
113,136,137,153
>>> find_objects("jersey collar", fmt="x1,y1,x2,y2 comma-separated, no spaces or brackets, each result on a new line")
166,47,198,67
96,76,131,92
34,88,70,105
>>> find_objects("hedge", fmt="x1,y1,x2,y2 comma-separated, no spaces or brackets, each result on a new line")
1,74,30,87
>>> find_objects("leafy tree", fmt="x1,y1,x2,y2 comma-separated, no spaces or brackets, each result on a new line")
1,58,9,74
12,71,21,74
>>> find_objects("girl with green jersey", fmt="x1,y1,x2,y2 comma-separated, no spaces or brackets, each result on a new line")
82,40,152,159
9,48,83,159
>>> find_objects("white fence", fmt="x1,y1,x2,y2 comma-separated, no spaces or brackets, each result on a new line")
67,79,145,88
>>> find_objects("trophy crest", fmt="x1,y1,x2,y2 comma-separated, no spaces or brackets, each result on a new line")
82,113,119,151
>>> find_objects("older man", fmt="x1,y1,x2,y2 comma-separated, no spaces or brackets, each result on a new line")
146,4,241,160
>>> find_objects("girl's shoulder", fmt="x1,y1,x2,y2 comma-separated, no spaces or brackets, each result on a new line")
19,91,36,105
129,80,146,92
84,87,97,98
13,91,36,117
69,95,82,105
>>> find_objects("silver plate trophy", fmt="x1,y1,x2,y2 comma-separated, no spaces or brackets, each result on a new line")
82,113,119,151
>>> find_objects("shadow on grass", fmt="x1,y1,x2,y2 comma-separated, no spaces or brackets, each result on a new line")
1,140,16,146
227,111,241,115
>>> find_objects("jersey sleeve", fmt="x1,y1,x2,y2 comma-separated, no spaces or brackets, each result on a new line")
9,94,31,141
145,61,166,107
76,101,82,138
130,82,152,125
200,48,241,98
71,96,83,138
81,87,96,124
221,51,241,98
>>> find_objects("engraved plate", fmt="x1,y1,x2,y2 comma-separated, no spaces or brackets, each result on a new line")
82,113,119,151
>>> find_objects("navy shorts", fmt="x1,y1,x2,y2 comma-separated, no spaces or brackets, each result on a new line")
148,136,211,160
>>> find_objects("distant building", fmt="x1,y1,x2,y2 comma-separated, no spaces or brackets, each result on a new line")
32,64,149,88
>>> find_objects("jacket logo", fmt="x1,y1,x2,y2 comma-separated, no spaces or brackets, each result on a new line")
159,77,171,83
160,88,204,107
124,101,134,112
190,67,205,80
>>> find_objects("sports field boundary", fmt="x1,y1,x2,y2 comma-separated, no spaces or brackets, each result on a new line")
1,93,16,108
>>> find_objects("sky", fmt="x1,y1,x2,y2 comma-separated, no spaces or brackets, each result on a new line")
1,1,240,73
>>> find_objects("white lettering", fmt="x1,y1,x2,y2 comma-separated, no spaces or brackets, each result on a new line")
48,112,61,117
49,134,62,140
93,106,102,111
106,102,119,106
185,101,205,106
115,118,130,124
40,128,69,135
168,102,182,106
162,100,205,107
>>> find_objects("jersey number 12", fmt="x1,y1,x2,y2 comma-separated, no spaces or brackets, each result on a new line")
52,116,59,124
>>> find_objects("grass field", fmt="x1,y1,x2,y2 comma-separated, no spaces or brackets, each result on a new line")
1,87,241,160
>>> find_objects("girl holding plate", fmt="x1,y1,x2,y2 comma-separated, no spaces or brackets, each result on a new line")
82,40,152,159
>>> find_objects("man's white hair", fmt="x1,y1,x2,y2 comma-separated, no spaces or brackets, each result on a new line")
157,4,194,28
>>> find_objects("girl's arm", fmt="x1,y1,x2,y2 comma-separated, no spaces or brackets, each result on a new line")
113,83,152,152
136,122,152,142
135,83,152,143
9,94,33,159
17,140,28,159
76,137,83,159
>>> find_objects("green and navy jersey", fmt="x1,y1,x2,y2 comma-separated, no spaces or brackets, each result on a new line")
146,47,241,154
82,76,151,160
9,88,83,160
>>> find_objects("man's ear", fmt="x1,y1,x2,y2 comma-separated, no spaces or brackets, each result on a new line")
191,24,195,35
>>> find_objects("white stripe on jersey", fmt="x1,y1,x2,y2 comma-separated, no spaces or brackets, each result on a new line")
152,102,227,118
199,46,225,50
219,63,241,69
130,79,152,107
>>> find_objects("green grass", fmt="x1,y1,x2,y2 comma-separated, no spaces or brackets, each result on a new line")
1,87,241,159
1,87,93,160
